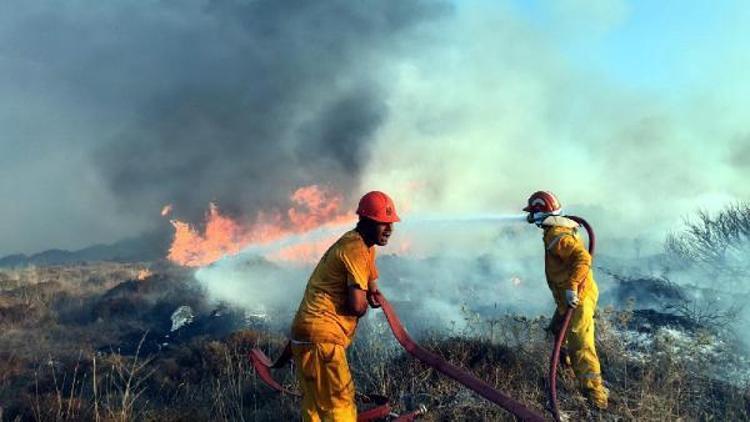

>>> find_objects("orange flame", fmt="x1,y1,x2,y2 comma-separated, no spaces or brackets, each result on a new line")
268,239,339,265
166,185,355,267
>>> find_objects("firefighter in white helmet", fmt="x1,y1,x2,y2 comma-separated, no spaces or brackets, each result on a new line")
524,191,608,409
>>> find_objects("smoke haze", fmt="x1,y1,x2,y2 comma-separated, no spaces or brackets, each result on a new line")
195,217,556,333
1,0,748,260
359,2,750,254
0,0,448,255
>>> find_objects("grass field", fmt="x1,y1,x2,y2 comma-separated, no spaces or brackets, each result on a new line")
0,263,748,421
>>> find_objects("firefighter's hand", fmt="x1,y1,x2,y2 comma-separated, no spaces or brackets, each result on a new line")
565,289,579,309
367,281,381,308
367,291,381,308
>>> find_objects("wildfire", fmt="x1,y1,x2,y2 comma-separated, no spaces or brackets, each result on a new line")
166,185,355,267
267,240,338,264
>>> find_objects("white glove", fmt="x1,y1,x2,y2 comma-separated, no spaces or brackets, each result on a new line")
565,289,579,309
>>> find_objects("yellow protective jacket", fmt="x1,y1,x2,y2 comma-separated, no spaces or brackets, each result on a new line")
542,216,598,314
291,230,378,348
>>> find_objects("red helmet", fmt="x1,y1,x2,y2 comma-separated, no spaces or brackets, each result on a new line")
356,191,400,223
523,191,561,213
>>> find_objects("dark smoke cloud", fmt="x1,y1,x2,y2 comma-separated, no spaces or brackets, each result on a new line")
94,0,447,220
0,0,448,254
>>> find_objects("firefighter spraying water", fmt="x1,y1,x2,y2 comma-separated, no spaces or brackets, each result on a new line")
523,191,609,416
250,191,546,421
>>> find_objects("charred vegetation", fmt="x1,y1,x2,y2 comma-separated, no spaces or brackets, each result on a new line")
1,242,749,421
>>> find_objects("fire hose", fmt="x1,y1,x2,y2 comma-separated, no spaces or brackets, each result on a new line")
373,292,545,421
548,215,595,422
250,293,546,421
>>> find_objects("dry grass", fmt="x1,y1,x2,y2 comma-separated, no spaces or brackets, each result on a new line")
1,263,748,421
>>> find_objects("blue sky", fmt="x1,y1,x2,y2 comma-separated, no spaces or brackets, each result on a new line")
507,0,744,94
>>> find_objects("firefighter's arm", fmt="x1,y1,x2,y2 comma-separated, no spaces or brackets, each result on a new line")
367,279,381,308
346,286,368,317
553,236,591,292
340,244,373,316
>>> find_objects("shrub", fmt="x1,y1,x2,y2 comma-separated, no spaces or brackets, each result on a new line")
666,203,750,278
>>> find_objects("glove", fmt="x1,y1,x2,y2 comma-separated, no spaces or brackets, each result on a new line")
565,289,579,309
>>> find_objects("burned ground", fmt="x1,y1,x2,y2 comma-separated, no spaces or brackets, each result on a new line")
0,262,749,421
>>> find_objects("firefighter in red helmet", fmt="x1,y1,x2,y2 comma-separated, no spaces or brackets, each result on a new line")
524,191,609,409
291,191,399,421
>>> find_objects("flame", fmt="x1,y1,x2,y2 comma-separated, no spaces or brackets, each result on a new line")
137,269,152,280
166,185,355,267
269,239,339,264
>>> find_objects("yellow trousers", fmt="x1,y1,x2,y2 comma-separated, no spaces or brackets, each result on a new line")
291,343,357,422
552,294,608,408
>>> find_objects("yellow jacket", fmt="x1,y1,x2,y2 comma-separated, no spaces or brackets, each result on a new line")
542,216,598,314
291,230,378,347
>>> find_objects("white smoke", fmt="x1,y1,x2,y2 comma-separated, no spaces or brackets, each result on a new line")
189,2,750,344
358,1,750,253
195,215,558,334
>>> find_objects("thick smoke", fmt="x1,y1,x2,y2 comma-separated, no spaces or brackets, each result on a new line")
350,1,750,340
0,0,447,254
3,1,748,257
196,217,556,334
357,2,750,254
93,0,448,221
194,2,750,338
3,1,750,345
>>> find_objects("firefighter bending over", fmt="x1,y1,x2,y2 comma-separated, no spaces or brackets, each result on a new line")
524,191,609,409
290,191,400,421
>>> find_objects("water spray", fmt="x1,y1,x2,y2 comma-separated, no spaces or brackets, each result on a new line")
401,213,528,225
194,212,533,315
199,213,527,270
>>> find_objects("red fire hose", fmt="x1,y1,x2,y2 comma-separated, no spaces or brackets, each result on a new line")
374,292,546,422
548,215,595,422
250,293,545,421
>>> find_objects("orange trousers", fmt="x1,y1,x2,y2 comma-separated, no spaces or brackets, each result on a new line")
292,343,357,422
